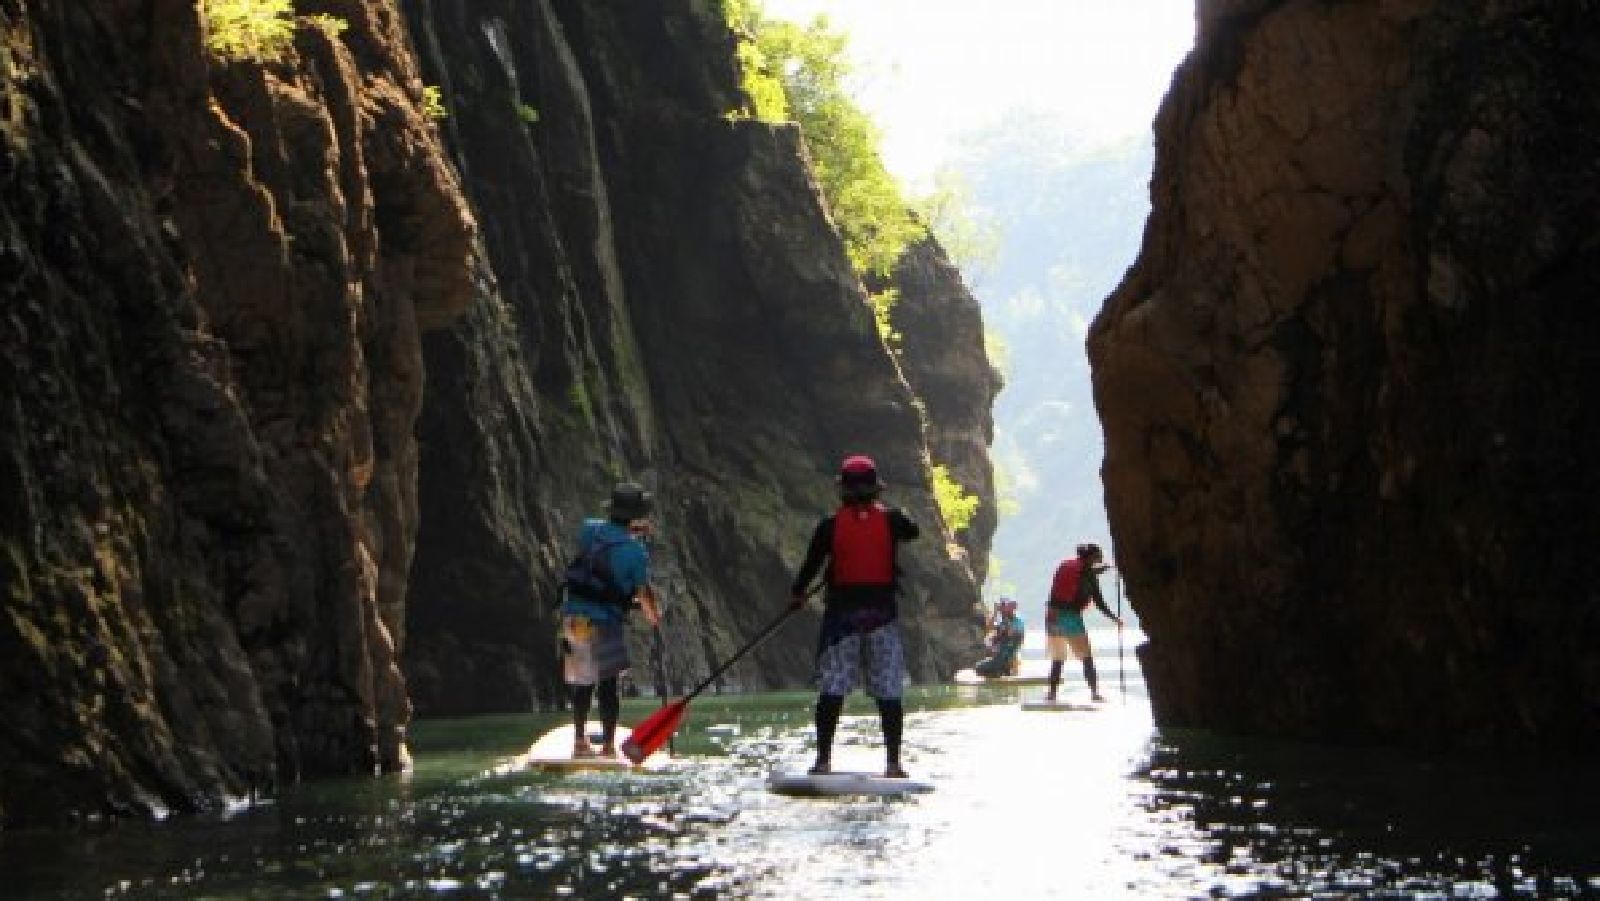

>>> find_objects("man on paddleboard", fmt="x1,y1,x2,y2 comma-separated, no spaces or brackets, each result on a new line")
560,482,660,758
789,455,920,778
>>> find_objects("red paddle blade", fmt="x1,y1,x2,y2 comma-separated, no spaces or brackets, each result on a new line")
621,699,688,764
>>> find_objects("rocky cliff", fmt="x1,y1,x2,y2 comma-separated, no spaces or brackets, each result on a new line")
399,0,991,715
0,0,474,825
1090,0,1600,752
886,238,1001,584
0,0,994,825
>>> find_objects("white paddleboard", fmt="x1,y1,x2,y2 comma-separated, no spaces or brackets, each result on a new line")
1020,699,1104,712
954,667,1049,686
767,770,934,797
510,724,646,772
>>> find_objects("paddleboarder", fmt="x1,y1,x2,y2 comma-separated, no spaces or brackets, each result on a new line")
974,598,1024,678
789,455,920,778
559,482,660,758
1043,542,1121,703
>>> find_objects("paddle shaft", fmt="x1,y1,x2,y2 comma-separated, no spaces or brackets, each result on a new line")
682,602,800,703
622,586,818,764
1115,570,1125,700
651,621,674,755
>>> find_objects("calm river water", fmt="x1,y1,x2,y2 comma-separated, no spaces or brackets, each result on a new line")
4,648,1598,899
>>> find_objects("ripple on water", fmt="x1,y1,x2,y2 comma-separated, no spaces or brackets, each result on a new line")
4,688,1599,898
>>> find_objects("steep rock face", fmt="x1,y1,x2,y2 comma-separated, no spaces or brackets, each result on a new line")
889,238,1002,583
1089,0,1600,752
0,1,472,825
0,0,995,827
400,0,990,714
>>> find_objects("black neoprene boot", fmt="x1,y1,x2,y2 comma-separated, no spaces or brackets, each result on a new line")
811,694,843,774
877,698,906,777
1046,660,1064,701
1083,658,1104,702
571,684,596,756
597,677,620,751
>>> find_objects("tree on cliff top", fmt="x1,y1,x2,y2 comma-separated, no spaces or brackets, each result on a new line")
722,0,924,279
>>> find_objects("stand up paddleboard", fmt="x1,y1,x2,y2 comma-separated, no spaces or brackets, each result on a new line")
1020,699,1104,712
767,770,934,797
954,668,1050,686
513,724,651,772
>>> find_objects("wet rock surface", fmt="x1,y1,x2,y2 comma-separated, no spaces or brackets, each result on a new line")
1090,0,1600,751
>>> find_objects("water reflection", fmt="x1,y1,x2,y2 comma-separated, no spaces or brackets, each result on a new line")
1132,730,1600,898
2,678,1597,899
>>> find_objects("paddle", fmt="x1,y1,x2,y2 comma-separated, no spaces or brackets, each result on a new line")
649,620,674,756
621,597,806,764
1115,568,1126,701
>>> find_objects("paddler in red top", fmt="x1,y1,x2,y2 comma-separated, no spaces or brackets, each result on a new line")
1043,542,1121,703
789,455,920,778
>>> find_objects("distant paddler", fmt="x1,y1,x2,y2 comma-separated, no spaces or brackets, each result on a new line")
1042,542,1121,703
973,597,1024,678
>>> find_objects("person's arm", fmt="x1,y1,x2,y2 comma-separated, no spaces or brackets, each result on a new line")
889,507,919,541
1085,573,1120,624
614,538,654,620
790,517,832,606
637,583,662,627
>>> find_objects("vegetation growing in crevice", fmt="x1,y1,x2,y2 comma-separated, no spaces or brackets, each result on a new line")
931,463,979,535
867,288,901,349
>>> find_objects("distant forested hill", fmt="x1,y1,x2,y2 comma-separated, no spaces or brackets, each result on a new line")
946,112,1152,610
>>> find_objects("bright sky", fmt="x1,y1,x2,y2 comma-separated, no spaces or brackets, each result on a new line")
761,0,1196,186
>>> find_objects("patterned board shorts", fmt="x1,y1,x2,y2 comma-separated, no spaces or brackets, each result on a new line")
814,621,906,699
562,614,630,686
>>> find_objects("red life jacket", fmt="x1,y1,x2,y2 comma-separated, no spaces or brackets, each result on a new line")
1048,557,1086,610
831,502,894,585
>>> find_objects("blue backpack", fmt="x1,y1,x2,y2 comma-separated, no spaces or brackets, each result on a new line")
562,536,632,607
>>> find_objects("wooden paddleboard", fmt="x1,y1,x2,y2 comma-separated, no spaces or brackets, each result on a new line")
954,667,1050,686
514,724,643,772
1020,699,1104,712
766,770,934,797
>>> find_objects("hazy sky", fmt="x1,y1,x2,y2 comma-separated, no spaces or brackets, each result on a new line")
761,0,1196,186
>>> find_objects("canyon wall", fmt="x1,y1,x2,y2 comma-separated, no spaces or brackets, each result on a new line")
1091,0,1600,752
0,0,473,824
0,0,994,825
399,0,993,714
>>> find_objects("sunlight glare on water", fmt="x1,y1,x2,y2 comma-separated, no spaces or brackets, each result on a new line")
4,667,1599,899
721,701,1162,900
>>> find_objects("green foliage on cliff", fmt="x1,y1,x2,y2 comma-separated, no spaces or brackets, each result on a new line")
422,86,448,121
721,2,923,280
913,170,1002,287
931,464,980,535
868,288,901,349
204,0,295,61
724,0,789,122
203,1,350,63
302,13,348,38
